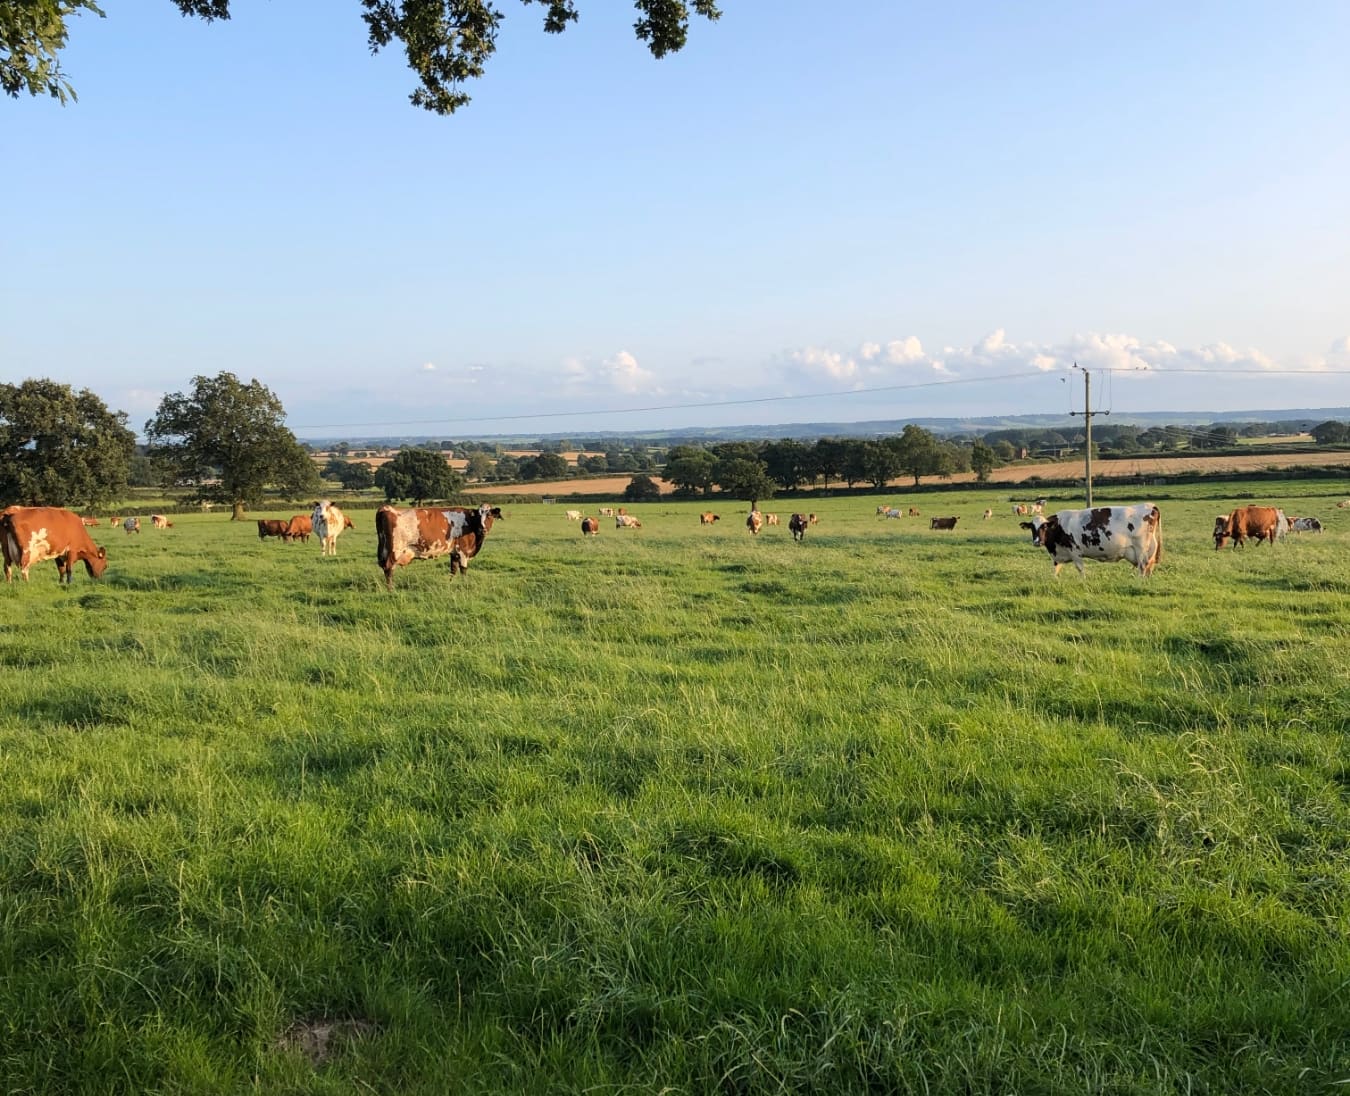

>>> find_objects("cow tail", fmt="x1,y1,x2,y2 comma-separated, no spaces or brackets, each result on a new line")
375,508,395,576
1151,506,1164,566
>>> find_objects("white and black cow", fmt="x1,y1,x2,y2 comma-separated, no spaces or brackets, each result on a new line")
1021,503,1162,577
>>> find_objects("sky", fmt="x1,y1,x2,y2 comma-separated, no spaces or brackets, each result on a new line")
4,1,1349,441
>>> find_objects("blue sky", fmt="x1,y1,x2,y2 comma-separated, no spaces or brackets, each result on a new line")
5,1,1349,440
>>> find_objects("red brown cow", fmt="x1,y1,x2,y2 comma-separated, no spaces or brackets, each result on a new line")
151,514,173,529
80,516,100,527
375,502,502,588
258,519,291,542
580,516,600,536
788,513,809,542
908,507,920,517
747,510,763,535
286,514,313,543
1214,506,1282,549
929,516,959,530
1,506,108,584
699,512,720,524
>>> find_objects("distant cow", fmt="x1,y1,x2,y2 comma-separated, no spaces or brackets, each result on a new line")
1214,505,1282,549
1013,504,1029,516
123,517,141,535
1022,504,1162,577
699,512,720,524
312,501,354,556
1338,500,1350,510
616,514,642,529
286,514,313,543
580,516,600,536
258,519,291,542
1,506,107,584
875,505,890,516
1288,516,1323,533
908,507,920,517
599,507,615,516
80,516,100,527
808,514,818,525
375,502,501,588
789,513,809,542
983,509,993,520
151,514,173,529
764,513,779,526
879,507,901,519
929,516,958,531
747,510,763,536
565,510,581,521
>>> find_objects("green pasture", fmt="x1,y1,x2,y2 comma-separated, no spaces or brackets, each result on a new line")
2,482,1348,1093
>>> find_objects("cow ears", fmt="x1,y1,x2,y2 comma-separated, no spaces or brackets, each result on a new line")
1018,521,1033,530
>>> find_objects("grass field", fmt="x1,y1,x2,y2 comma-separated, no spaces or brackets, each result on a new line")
2,482,1348,1093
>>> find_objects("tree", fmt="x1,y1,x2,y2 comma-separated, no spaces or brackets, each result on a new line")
145,372,319,520
970,441,997,483
464,452,494,481
887,425,944,486
662,445,716,496
324,458,376,490
623,474,661,502
811,438,848,490
714,457,775,503
4,1,721,114
491,454,521,481
1311,420,1348,445
0,378,136,507
761,439,811,491
374,447,462,504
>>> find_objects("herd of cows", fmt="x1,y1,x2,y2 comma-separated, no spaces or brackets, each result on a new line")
0,494,1338,587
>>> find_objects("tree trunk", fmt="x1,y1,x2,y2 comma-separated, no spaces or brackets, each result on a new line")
231,501,247,521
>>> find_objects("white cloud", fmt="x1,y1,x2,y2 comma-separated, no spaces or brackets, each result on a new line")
421,362,437,371
559,350,659,396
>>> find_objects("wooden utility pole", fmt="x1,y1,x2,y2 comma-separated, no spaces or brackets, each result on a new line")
1068,364,1108,507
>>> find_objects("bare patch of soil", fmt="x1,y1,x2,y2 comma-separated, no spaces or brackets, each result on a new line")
276,1018,378,1066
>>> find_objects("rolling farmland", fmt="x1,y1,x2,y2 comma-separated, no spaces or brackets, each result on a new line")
2,482,1348,1093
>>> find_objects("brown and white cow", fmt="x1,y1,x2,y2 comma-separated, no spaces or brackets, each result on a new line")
80,516,100,527
907,507,920,517
151,514,173,529
764,513,779,526
599,507,615,517
1214,505,1282,549
123,516,141,535
286,514,313,543
699,512,720,524
615,514,642,529
375,502,501,588
1287,516,1323,534
1,506,108,584
788,513,809,542
580,516,600,536
1022,504,1162,577
983,509,993,520
808,514,818,525
258,518,291,542
564,510,582,521
929,516,958,530
746,509,763,536
312,501,354,556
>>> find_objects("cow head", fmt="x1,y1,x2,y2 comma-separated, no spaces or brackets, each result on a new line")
86,546,108,580
1019,517,1047,546
1213,516,1231,550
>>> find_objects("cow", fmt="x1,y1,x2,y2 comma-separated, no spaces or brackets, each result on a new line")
929,516,958,530
580,516,600,536
699,512,720,525
1214,505,1282,550
599,507,615,517
764,513,779,526
1013,504,1029,516
615,514,642,529
1338,500,1350,510
1,506,107,584
151,514,173,529
983,509,993,520
879,507,902,519
123,517,141,535
565,510,581,521
375,502,500,588
875,505,890,516
286,514,313,543
908,507,920,517
80,516,100,527
746,509,763,536
789,513,809,542
1288,516,1323,533
1021,504,1162,578
312,501,354,556
258,519,291,542
808,514,818,524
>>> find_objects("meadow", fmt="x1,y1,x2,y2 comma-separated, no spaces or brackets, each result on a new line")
2,482,1348,1094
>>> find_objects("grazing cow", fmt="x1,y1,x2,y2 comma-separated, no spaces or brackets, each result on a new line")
1,506,107,584
375,502,501,588
615,514,642,529
929,516,959,530
1013,504,1029,516
1214,505,1282,549
789,513,809,542
908,507,920,517
1021,504,1162,577
808,514,818,525
1289,516,1323,533
599,507,615,517
286,514,313,543
764,513,779,526
746,509,763,535
565,510,581,521
123,517,141,535
699,512,720,525
879,507,902,520
1338,500,1350,509
983,509,993,520
80,516,100,527
151,514,173,529
875,505,890,516
258,518,291,542
580,516,600,536
312,501,354,556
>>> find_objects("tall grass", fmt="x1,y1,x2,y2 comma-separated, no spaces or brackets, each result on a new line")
2,483,1347,1093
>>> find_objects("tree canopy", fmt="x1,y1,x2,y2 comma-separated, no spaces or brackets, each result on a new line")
144,372,320,519
3,1,720,113
0,378,136,508
375,447,463,504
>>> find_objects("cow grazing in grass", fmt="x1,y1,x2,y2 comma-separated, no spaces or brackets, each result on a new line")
80,516,99,527
565,510,581,521
286,514,312,543
930,516,958,530
580,516,599,536
2,506,107,584
879,507,901,519
764,513,779,526
1022,504,1162,578
312,501,353,556
746,510,763,535
983,509,993,520
1288,516,1323,533
123,517,140,535
808,513,818,525
258,519,291,542
616,514,642,529
699,512,720,524
599,507,615,516
375,502,500,588
1013,504,1029,516
151,514,173,529
1214,505,1282,549
908,507,920,517
789,513,809,542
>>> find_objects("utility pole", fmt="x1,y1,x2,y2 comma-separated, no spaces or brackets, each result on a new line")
1068,363,1108,507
